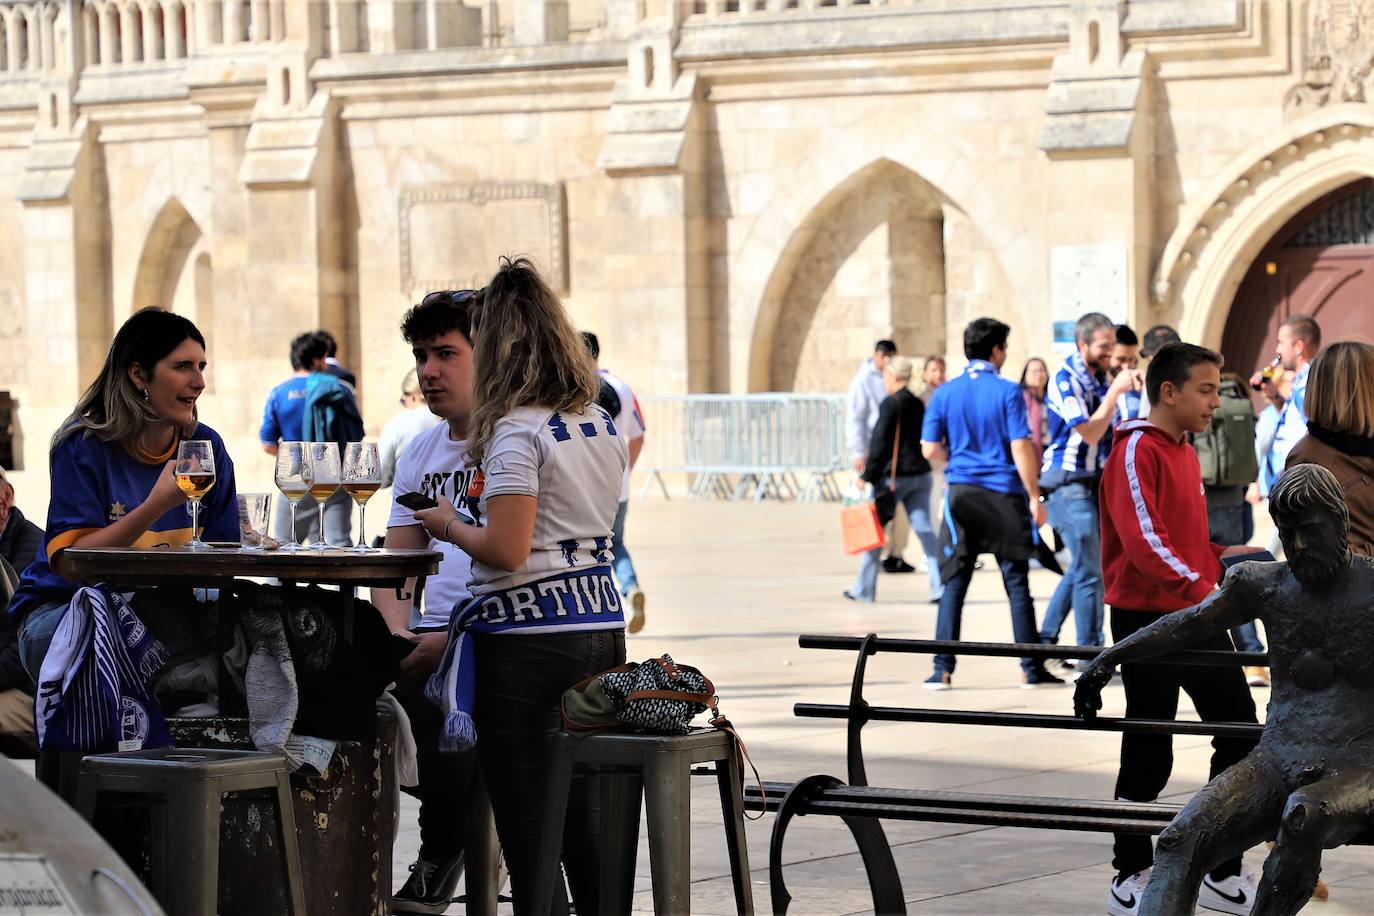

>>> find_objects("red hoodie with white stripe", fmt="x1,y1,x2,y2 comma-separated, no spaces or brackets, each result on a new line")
1099,419,1226,612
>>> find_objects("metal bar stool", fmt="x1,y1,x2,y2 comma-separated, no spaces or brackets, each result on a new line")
532,727,754,915
75,747,307,916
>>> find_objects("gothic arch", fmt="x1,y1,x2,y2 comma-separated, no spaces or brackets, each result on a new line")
728,111,1030,391
1154,104,1374,349
130,196,203,314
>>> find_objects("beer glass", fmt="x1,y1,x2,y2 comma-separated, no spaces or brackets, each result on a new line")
274,442,312,553
342,442,382,553
175,440,216,550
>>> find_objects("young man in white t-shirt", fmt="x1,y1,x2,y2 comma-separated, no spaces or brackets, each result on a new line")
583,332,648,633
372,290,494,914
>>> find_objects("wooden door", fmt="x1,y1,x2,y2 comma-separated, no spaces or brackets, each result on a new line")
1222,180,1374,379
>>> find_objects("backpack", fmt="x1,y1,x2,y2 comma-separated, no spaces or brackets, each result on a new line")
596,377,622,419
1194,379,1258,487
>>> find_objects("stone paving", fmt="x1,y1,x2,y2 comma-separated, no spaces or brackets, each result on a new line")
391,498,1374,915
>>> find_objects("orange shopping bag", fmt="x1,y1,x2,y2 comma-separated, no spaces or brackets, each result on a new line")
840,498,885,555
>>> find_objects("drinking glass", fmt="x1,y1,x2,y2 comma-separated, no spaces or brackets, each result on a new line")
175,440,216,550
237,493,272,551
307,442,341,550
274,442,313,553
342,442,382,553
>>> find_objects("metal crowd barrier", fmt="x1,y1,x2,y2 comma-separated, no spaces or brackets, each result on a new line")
635,394,847,502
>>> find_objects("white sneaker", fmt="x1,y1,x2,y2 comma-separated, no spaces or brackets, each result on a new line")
1199,867,1257,915
1107,869,1151,916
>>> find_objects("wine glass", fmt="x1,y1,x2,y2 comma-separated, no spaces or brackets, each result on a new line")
306,442,341,550
342,442,382,553
274,442,313,553
175,440,216,550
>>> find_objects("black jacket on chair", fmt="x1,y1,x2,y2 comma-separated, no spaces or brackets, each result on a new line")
862,388,932,488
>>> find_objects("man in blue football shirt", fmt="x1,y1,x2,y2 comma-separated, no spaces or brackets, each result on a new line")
920,317,1063,689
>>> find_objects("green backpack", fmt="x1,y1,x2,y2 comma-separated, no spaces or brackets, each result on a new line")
1194,379,1258,487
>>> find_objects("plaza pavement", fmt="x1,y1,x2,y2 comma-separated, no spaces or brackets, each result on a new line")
392,497,1374,915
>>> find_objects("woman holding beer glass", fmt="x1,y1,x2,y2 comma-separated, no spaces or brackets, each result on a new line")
413,258,627,915
7,307,238,677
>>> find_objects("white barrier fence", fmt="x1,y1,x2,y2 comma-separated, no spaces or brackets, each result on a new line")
634,394,847,502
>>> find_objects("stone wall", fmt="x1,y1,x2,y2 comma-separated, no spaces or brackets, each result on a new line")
1,0,1362,514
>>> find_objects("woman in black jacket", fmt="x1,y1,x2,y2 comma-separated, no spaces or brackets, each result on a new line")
845,356,943,603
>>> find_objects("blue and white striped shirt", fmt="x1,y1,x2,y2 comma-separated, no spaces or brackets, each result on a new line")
1041,352,1111,482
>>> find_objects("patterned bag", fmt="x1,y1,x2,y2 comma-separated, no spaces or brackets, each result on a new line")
598,654,714,735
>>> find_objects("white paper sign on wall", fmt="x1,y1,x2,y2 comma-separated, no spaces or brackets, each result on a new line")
1050,245,1129,358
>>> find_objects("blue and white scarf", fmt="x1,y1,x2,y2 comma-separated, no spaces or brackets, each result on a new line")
425,566,624,752
35,586,172,753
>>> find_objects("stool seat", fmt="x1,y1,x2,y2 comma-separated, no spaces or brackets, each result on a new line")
534,726,754,915
77,747,307,916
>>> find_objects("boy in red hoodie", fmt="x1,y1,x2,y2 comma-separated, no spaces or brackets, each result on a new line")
1095,343,1260,916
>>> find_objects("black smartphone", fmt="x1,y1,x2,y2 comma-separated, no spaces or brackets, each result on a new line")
395,491,439,512
1221,549,1277,569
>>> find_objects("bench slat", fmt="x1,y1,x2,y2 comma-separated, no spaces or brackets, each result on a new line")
794,703,1262,738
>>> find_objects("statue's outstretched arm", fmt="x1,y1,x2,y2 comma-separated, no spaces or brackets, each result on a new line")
1074,582,1251,718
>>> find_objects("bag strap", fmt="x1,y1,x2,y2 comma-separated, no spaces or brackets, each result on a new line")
708,705,766,821
625,688,715,706
890,413,901,491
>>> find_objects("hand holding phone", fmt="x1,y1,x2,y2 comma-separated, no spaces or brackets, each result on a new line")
395,491,439,512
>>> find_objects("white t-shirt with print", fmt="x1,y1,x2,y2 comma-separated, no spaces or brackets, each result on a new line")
598,369,645,503
386,422,479,628
471,404,628,596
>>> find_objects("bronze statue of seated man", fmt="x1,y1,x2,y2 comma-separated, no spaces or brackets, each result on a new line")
1075,462,1374,916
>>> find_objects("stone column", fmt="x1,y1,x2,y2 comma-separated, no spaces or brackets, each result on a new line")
1039,1,1153,336
514,0,569,45
16,118,113,471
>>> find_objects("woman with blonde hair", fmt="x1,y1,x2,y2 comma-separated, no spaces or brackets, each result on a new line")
1286,340,1374,556
413,257,627,915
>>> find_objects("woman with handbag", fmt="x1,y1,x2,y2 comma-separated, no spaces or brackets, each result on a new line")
413,257,628,916
844,357,943,604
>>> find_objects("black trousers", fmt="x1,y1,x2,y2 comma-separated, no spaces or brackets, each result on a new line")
395,632,483,861
474,628,626,916
1111,607,1259,878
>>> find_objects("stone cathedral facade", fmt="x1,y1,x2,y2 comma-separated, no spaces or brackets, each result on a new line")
0,0,1370,495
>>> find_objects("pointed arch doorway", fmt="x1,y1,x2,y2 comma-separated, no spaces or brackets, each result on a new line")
1222,180,1374,376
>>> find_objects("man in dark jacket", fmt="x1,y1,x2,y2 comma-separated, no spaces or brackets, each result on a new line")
844,357,943,603
0,466,40,739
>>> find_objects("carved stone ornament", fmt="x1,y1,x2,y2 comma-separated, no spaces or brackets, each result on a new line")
1285,0,1374,117
398,182,568,295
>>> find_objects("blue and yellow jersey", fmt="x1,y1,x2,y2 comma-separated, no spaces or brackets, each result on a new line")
7,423,239,622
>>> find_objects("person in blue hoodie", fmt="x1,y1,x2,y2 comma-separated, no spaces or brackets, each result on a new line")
261,332,360,546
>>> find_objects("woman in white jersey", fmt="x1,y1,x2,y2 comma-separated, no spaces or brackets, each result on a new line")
415,257,628,915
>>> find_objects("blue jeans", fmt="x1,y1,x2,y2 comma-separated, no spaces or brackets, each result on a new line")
933,557,1040,675
850,475,942,601
1230,621,1266,653
18,599,70,679
1039,482,1104,647
610,500,639,596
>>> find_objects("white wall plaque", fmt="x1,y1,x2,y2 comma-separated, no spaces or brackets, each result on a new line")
1050,244,1128,358
0,856,75,914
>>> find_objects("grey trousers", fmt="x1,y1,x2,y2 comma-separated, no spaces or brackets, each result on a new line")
272,488,354,548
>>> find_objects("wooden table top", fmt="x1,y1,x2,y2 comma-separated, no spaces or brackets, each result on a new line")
63,546,441,585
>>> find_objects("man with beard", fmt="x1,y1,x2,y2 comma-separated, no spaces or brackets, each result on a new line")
1080,343,1262,916
1077,462,1372,916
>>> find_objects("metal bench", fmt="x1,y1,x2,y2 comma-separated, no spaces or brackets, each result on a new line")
741,633,1292,916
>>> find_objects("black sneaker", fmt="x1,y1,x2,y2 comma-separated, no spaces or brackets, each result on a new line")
882,557,917,574
392,852,464,914
1021,667,1067,689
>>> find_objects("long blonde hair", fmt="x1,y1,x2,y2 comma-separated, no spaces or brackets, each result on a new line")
1305,340,1374,438
53,307,205,452
467,257,599,462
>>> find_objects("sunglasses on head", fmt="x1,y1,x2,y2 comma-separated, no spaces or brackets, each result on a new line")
421,289,481,306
